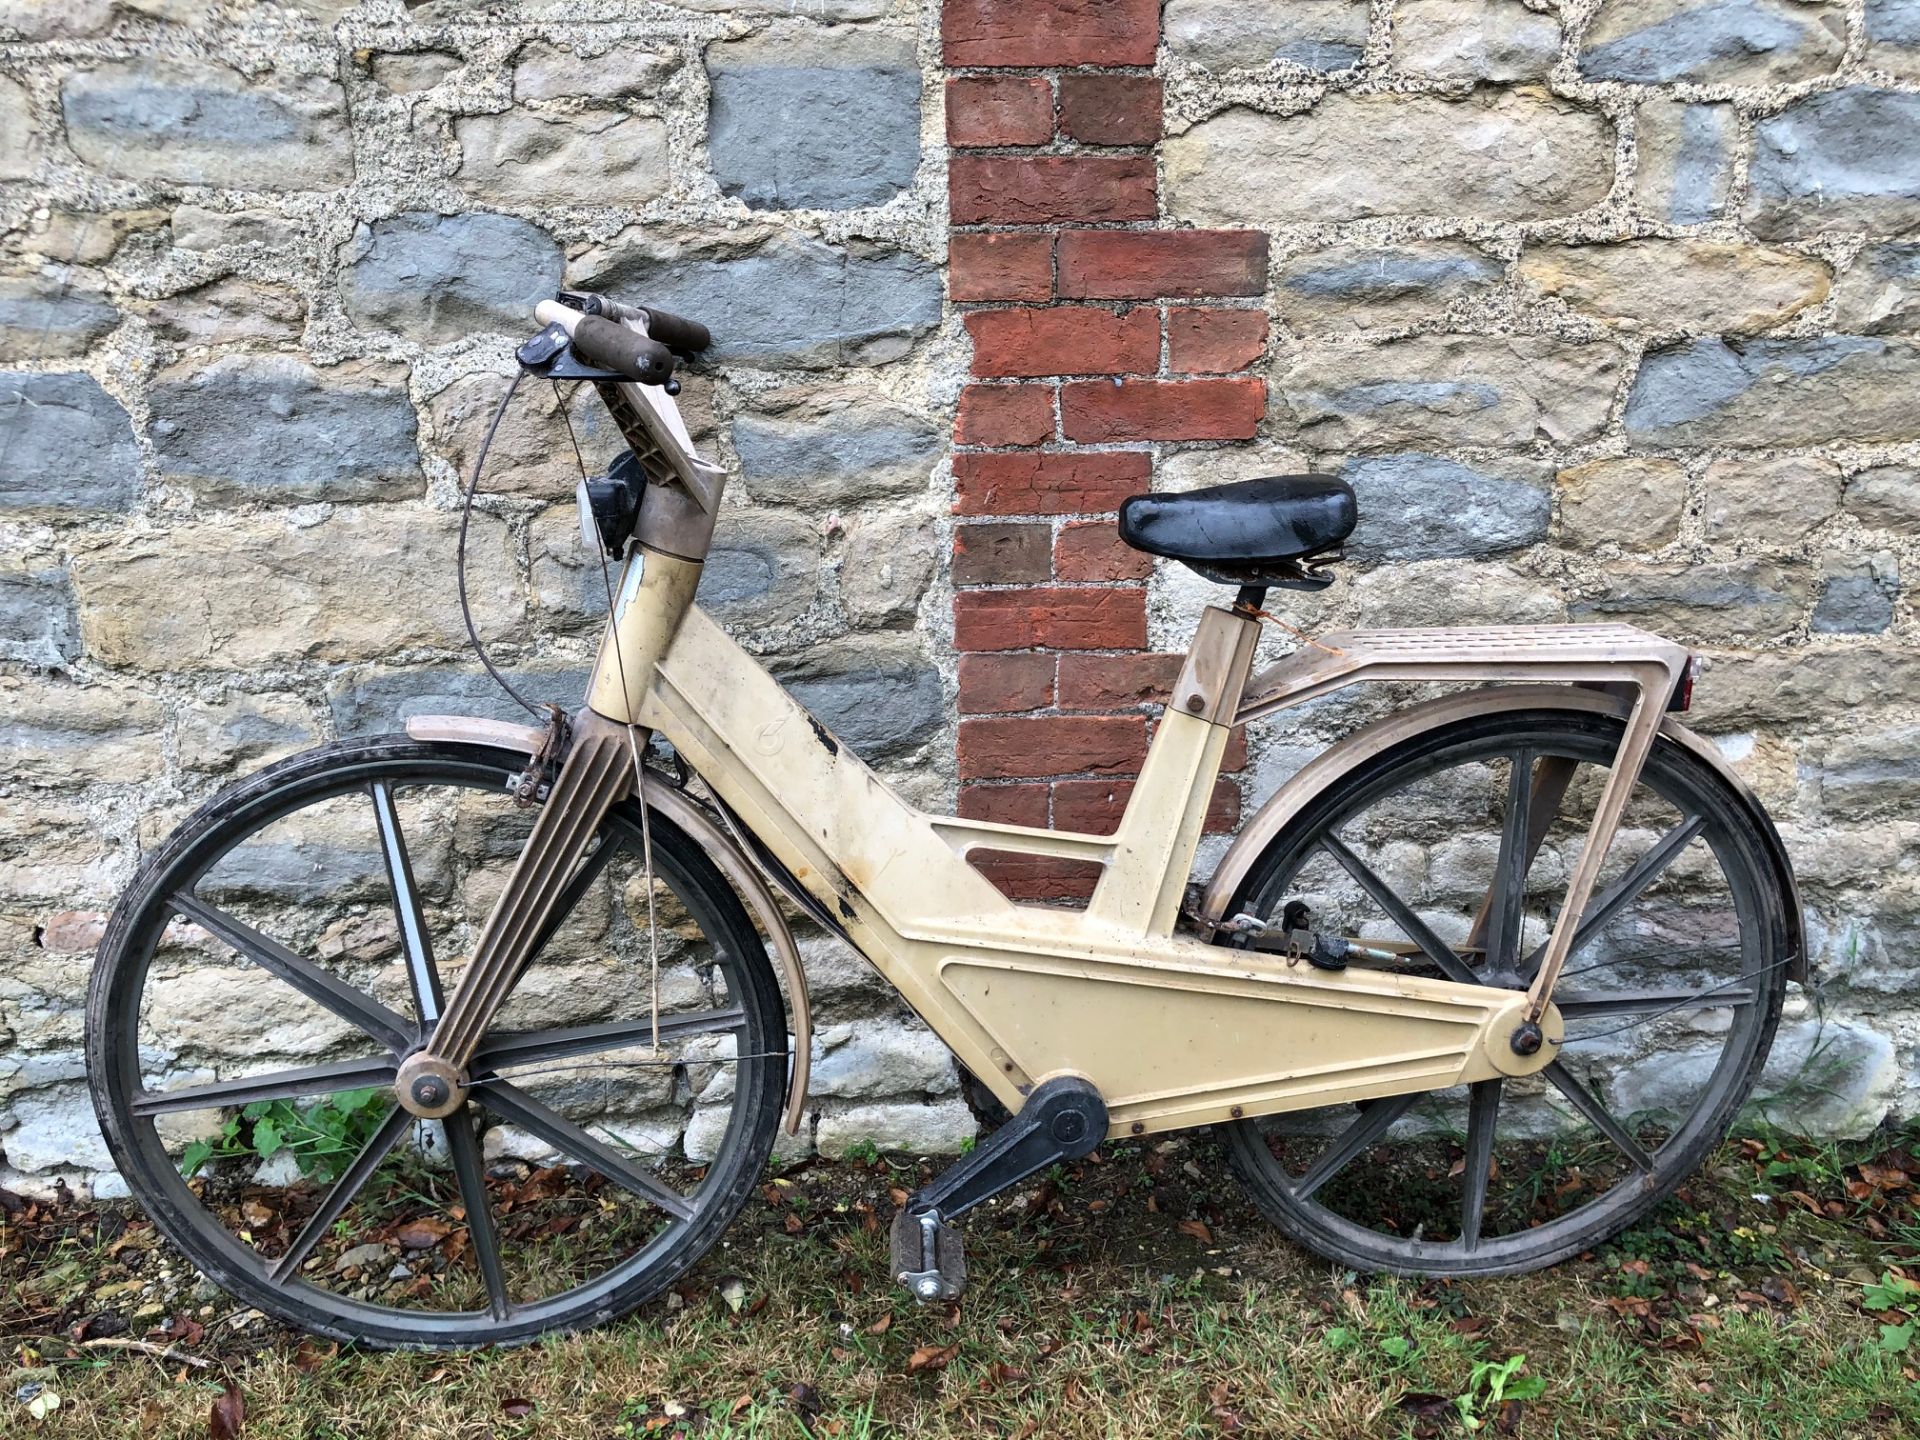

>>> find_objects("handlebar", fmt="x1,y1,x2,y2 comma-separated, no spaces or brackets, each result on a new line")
569,314,678,386
635,305,711,357
555,290,712,358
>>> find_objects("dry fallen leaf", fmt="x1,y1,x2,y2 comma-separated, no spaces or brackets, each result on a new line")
208,1384,245,1440
290,1338,337,1374
1179,1218,1213,1244
156,1313,206,1348
1396,1391,1453,1440
501,1397,534,1419
906,1341,959,1373
867,1311,893,1335
395,1218,451,1251
1860,1163,1910,1191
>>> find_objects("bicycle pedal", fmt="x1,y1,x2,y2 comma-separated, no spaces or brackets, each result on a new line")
890,1207,967,1303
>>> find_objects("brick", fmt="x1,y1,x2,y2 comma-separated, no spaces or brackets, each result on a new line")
1223,726,1248,773
958,780,1050,826
953,450,1150,516
1062,377,1267,442
1053,519,1153,582
1058,74,1162,146
950,232,1053,302
1054,777,1240,835
956,384,1055,446
966,305,1158,378
954,585,1147,651
942,0,1159,67
1058,651,1182,709
1057,230,1270,299
953,521,1051,585
959,653,1055,714
971,853,1104,902
1168,307,1269,373
946,75,1052,148
950,155,1156,225
958,713,1148,779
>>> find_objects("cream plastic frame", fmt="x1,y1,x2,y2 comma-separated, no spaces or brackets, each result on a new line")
409,304,1716,1144
560,540,1723,1140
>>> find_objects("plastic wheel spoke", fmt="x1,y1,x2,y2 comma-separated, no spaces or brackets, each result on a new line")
1459,1079,1502,1253
1481,751,1534,974
443,1108,510,1320
267,1105,412,1284
526,832,627,964
477,1081,697,1222
1292,1090,1422,1201
472,1008,747,1075
1553,987,1753,1018
1523,815,1706,978
371,781,442,1024
1319,836,1481,986
131,1056,395,1117
172,892,416,1053
1543,1062,1654,1173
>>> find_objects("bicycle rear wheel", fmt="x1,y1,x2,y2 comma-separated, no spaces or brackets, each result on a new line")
86,736,787,1348
1221,709,1790,1276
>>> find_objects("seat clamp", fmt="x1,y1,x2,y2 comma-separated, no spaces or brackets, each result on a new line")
1169,607,1262,725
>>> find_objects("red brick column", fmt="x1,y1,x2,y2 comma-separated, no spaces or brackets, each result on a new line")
943,0,1269,899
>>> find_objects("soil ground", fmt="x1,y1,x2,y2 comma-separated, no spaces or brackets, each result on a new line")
4,1124,1919,1439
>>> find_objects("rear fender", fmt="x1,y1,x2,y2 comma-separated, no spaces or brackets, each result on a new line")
1199,686,1806,984
404,714,815,1133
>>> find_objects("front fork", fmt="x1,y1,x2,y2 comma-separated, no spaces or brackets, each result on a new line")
394,710,640,1118
396,548,704,1120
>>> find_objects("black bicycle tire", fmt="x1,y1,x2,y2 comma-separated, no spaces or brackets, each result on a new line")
1220,709,1789,1277
85,735,787,1349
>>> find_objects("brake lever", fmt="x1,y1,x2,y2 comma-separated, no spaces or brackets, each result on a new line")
515,321,658,386
516,321,621,380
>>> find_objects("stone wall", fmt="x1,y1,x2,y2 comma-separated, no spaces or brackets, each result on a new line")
2,0,1918,1198
0,0,970,1198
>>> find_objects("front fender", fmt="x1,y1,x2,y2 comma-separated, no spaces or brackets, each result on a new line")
404,714,815,1134
1200,685,1806,984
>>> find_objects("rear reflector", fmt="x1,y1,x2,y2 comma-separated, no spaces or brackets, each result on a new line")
1667,653,1701,712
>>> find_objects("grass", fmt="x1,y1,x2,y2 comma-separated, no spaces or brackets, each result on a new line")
4,1125,1918,1439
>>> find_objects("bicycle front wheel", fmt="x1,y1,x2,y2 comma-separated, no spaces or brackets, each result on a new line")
1221,709,1790,1276
86,736,788,1348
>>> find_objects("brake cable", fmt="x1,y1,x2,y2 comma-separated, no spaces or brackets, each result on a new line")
554,381,666,1053
457,369,542,718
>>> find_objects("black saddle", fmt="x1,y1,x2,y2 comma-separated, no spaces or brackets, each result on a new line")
1118,474,1356,590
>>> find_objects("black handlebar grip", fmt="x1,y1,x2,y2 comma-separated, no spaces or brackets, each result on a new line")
640,306,712,356
571,314,676,386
